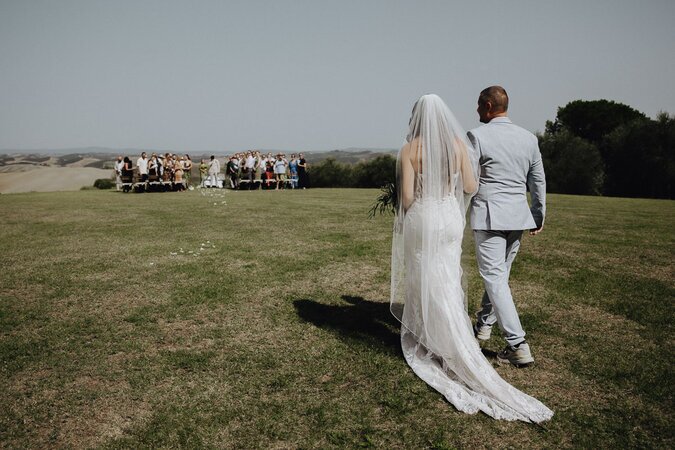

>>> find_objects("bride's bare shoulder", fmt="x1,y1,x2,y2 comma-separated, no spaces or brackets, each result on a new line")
400,138,421,160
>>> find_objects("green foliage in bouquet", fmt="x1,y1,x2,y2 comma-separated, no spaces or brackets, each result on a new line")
368,182,398,218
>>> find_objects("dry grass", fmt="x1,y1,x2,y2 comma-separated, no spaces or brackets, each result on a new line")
0,189,673,449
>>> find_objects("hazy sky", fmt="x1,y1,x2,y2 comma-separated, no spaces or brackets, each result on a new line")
1,0,673,152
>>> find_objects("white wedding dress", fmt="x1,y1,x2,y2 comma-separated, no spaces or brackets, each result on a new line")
391,95,553,423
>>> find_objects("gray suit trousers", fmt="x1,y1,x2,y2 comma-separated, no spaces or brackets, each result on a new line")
474,230,526,347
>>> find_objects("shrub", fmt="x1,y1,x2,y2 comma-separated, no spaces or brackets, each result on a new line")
94,178,115,189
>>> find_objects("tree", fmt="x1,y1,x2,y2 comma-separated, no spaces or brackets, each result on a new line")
549,99,647,145
602,113,674,198
308,158,354,188
543,99,674,198
352,155,396,188
538,130,604,195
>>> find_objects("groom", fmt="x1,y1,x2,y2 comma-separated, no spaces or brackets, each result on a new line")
467,86,546,367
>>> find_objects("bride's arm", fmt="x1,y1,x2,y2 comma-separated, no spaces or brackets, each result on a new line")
456,139,478,194
400,144,415,211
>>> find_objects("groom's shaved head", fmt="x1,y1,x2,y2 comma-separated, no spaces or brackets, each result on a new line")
479,86,509,113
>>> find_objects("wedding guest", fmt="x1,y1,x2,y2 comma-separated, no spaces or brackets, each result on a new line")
199,159,208,186
297,153,309,189
288,153,298,189
148,154,159,178
237,153,245,180
183,154,193,186
174,158,185,190
226,155,239,189
163,153,173,183
114,156,124,191
208,155,221,188
274,153,287,190
122,156,133,176
121,156,133,192
264,159,275,189
253,150,263,189
244,151,256,188
157,154,164,178
137,152,149,183
259,152,267,179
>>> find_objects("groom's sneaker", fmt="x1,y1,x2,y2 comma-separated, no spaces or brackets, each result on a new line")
473,324,492,341
497,342,534,367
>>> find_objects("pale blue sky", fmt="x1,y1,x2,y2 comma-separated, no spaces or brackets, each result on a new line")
1,0,673,151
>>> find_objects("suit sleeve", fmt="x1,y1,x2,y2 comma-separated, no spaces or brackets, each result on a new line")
527,136,546,228
467,131,478,152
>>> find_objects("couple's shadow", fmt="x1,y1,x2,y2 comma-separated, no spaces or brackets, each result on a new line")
293,295,401,356
293,295,499,360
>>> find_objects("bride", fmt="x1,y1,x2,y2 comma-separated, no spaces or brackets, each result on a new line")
390,94,553,423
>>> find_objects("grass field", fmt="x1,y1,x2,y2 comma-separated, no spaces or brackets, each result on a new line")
0,188,673,449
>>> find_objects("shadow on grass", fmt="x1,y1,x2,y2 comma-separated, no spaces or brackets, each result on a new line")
293,295,402,356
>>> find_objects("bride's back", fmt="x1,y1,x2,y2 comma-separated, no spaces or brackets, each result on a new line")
403,137,460,198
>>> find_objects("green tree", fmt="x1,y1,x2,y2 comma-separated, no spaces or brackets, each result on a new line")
602,112,674,198
538,130,604,195
308,158,354,188
352,155,396,188
549,99,647,145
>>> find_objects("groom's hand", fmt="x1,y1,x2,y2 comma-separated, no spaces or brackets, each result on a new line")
529,225,544,236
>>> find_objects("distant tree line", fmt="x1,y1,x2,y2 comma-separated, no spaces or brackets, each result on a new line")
538,100,674,199
312,100,674,200
309,155,396,188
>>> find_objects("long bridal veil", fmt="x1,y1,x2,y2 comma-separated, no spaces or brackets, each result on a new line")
389,94,553,423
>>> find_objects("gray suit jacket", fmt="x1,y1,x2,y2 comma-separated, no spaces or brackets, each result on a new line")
468,117,546,231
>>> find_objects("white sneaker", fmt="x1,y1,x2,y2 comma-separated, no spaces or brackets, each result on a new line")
474,324,492,341
497,342,535,367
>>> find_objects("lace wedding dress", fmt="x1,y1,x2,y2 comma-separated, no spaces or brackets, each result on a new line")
390,95,553,423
